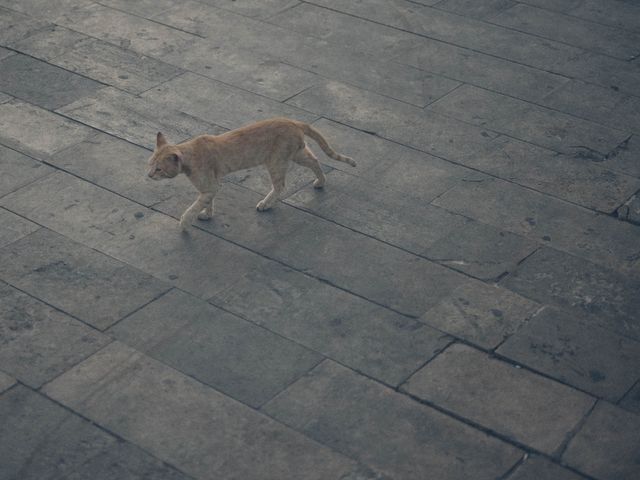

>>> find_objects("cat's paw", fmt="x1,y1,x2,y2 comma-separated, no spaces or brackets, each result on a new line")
256,200,271,212
197,211,212,221
313,178,325,189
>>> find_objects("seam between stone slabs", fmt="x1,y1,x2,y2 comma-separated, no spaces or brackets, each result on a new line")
496,453,529,480
0,380,20,397
0,169,57,202
617,377,640,406
261,0,306,21
553,399,599,459
490,304,547,353
99,287,175,333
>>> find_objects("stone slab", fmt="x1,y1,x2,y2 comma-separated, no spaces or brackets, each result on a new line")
199,0,301,19
601,134,640,178
0,143,54,197
435,0,516,19
263,360,522,480
110,288,323,407
421,281,540,349
563,402,640,480
0,385,191,480
0,54,104,110
0,370,15,393
507,455,585,480
0,208,39,249
42,342,359,480
619,382,640,415
0,7,49,45
566,0,640,33
501,247,640,341
97,0,179,17
8,25,90,61
0,228,169,330
0,0,93,18
497,307,640,401
402,343,595,454
0,282,110,387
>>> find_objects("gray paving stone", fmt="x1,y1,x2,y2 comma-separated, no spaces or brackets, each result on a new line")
0,208,39,249
501,247,640,341
286,169,472,255
58,87,224,147
435,0,516,19
8,24,91,61
0,46,13,61
53,39,184,95
0,6,49,45
109,288,323,407
402,343,595,454
263,360,522,480
198,0,300,19
0,54,104,110
565,0,640,33
428,85,629,155
424,221,539,280
0,0,93,18
43,341,360,480
421,281,540,349
497,307,640,401
0,370,15,393
489,4,640,60
0,228,169,330
507,455,585,480
98,0,179,17
601,134,640,178
0,143,54,197
433,178,640,275
0,385,191,480
563,402,640,480
619,382,640,414
49,132,191,207
0,99,94,157
0,282,110,387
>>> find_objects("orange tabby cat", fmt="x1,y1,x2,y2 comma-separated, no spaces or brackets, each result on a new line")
148,117,355,230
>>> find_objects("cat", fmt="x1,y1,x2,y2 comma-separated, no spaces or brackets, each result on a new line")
147,117,356,230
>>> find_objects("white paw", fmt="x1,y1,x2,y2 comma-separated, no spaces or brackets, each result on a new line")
313,178,325,189
256,200,270,211
197,211,212,221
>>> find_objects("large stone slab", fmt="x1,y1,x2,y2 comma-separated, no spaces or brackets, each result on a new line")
421,281,540,349
402,344,595,454
0,385,191,480
263,360,522,480
110,288,323,407
0,0,93,18
0,208,39,249
501,247,640,341
0,7,49,45
42,342,359,480
565,0,640,33
433,178,640,275
497,307,640,401
0,54,104,109
0,228,169,330
507,455,585,480
8,24,90,61
563,402,640,480
0,282,110,387
58,87,223,148
427,85,629,155
0,143,54,197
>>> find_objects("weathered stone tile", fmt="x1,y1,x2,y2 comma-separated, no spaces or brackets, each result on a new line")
602,134,640,178
142,72,318,129
433,178,640,275
497,307,640,401
421,281,540,349
0,282,110,387
49,132,191,207
0,0,93,18
53,39,184,94
403,343,595,454
0,143,54,197
198,0,300,19
110,288,323,407
0,99,94,157
0,370,15,393
0,385,190,480
0,228,169,330
208,259,452,386
520,0,582,11
98,0,179,17
501,247,640,341
508,455,585,480
43,342,359,480
8,25,90,61
434,0,516,19
58,87,224,147
0,54,104,110
563,402,640,480
286,169,471,255
489,4,640,60
428,85,629,155
263,360,521,480
567,0,640,33
619,382,640,414
424,221,539,280
0,7,49,45
0,208,39,249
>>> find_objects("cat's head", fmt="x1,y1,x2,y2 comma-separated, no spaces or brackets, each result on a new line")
147,132,182,180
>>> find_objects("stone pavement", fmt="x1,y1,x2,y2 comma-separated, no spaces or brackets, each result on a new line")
0,0,639,478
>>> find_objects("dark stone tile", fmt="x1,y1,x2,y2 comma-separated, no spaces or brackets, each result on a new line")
0,143,54,197
263,360,522,480
402,344,595,454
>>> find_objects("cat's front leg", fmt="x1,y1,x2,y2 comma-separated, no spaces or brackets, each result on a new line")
180,191,215,231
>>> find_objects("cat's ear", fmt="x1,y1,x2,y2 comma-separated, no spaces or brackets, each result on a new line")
156,132,168,149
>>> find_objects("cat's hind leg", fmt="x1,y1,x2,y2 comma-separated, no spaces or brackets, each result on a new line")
257,162,287,211
293,146,325,188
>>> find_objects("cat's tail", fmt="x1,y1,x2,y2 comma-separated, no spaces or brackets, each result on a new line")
298,122,356,167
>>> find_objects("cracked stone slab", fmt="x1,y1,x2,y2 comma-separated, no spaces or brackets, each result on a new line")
0,385,191,480
42,342,359,480
420,281,540,349
263,360,522,480
501,247,640,341
0,208,39,249
563,402,640,480
0,282,110,388
0,143,54,198
433,177,640,275
427,84,629,155
0,228,169,330
0,371,15,393
507,455,585,480
497,307,640,401
423,221,539,280
109,288,323,408
402,343,595,454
